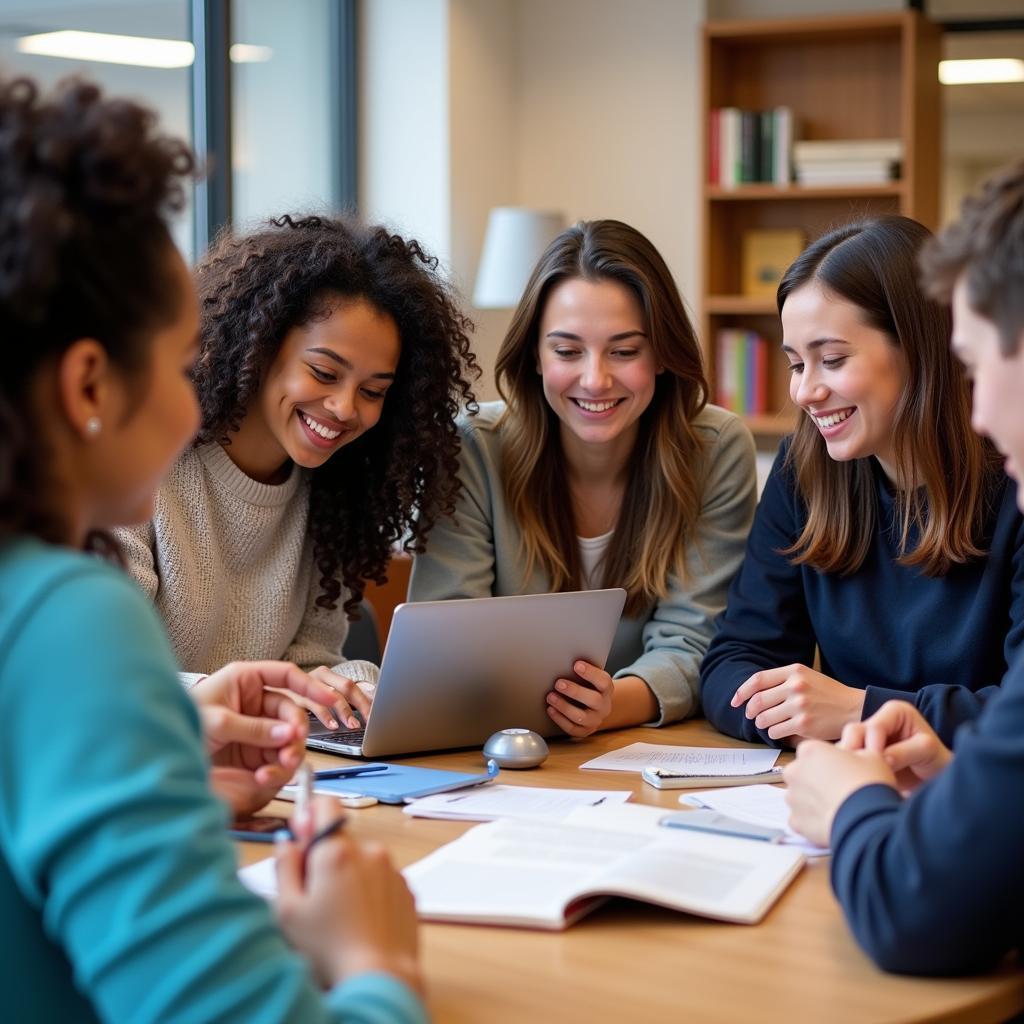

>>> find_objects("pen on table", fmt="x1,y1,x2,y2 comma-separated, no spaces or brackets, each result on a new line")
294,760,314,843
313,763,389,780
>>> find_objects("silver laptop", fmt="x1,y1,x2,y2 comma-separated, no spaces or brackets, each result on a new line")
306,588,627,758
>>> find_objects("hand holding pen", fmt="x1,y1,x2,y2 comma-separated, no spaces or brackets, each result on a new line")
273,775,424,996
286,761,347,855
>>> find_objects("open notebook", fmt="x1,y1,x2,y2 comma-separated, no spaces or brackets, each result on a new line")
403,803,804,930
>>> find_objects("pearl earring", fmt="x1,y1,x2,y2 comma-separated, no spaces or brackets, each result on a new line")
85,416,102,437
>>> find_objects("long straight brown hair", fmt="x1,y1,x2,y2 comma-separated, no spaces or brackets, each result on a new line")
494,219,709,616
778,215,999,576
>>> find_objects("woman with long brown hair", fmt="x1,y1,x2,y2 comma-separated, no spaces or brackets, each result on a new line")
701,214,1024,748
409,219,756,735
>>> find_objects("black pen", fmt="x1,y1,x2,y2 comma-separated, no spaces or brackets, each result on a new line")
313,763,389,780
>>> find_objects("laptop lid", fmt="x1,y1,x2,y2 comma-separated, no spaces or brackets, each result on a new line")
357,588,627,757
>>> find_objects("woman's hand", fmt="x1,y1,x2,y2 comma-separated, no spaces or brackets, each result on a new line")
731,664,867,742
275,798,423,996
546,660,614,737
838,700,952,796
783,740,898,848
267,666,375,731
192,661,339,816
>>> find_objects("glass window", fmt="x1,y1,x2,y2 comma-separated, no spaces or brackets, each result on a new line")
0,1,194,260
230,0,339,228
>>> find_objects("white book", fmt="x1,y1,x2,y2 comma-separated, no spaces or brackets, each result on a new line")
719,107,741,189
792,138,902,162
403,803,805,930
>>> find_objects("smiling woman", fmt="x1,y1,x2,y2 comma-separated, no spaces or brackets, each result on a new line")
701,215,1024,750
409,219,757,737
114,214,478,726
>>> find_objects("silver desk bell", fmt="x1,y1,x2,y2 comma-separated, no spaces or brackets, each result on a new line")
482,728,549,769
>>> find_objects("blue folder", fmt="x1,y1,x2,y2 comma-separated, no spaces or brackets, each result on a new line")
289,761,500,805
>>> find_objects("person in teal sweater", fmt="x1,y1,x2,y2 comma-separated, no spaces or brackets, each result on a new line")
0,76,426,1022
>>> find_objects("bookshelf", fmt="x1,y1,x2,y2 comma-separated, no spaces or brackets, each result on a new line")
701,11,941,446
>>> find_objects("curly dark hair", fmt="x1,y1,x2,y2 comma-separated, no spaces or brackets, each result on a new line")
0,76,194,545
195,214,479,616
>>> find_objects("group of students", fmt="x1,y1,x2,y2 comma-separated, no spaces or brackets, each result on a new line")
4,72,1024,1022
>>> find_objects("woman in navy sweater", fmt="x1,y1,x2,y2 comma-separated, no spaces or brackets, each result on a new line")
784,160,1024,977
701,215,1024,748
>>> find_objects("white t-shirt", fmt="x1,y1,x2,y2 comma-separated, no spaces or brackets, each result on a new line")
578,529,614,590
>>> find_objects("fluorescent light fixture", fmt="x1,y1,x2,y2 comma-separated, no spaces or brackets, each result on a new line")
229,43,273,63
17,30,195,69
939,58,1024,85
15,31,273,69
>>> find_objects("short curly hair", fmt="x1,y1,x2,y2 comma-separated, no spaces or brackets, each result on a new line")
194,214,479,616
920,159,1024,356
0,76,193,544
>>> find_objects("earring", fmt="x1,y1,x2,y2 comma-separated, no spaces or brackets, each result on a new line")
85,416,102,437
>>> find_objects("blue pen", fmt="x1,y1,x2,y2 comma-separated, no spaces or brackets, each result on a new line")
313,763,390,780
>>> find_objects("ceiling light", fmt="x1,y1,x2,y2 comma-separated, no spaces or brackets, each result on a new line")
16,31,274,69
229,43,273,63
17,30,195,69
939,58,1024,85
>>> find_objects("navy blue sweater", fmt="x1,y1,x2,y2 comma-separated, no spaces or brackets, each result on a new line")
830,648,1024,975
700,443,1024,748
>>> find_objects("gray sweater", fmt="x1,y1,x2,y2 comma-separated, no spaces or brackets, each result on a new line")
408,401,756,724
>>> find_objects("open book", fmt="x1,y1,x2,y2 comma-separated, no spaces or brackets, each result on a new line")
403,803,804,930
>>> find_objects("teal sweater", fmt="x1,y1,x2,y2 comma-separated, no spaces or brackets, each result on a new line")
409,401,757,724
0,538,427,1024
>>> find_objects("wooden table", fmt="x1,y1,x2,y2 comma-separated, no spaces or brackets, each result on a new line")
239,720,1024,1024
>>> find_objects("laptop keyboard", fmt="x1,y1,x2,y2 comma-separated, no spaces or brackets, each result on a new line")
306,710,365,745
310,727,365,744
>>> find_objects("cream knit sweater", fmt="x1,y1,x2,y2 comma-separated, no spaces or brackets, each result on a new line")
116,443,377,687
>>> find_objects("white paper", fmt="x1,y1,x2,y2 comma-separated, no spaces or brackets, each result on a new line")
404,784,631,822
579,742,780,775
680,784,830,858
238,856,278,899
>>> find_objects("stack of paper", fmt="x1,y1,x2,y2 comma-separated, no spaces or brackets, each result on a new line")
403,785,631,822
681,785,829,858
580,742,780,776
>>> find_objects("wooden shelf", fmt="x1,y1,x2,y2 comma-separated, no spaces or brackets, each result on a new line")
700,11,940,451
705,183,904,201
707,295,777,315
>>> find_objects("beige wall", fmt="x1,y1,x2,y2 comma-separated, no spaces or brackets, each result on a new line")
359,0,706,400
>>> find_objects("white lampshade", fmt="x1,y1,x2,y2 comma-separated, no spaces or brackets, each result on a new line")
473,207,566,309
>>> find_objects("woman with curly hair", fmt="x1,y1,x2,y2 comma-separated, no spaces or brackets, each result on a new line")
0,75,425,1022
409,220,757,736
117,215,478,728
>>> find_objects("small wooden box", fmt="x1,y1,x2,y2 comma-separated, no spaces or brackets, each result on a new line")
741,229,805,299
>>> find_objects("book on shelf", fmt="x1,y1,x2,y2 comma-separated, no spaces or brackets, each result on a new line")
709,106,792,187
792,138,902,163
792,138,902,186
716,328,769,416
403,803,805,930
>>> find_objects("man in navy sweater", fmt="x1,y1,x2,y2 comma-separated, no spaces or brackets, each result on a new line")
784,160,1024,976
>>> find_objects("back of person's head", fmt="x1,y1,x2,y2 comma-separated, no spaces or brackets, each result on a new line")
494,219,710,615
921,159,1024,356
778,215,995,576
195,214,478,615
0,76,194,544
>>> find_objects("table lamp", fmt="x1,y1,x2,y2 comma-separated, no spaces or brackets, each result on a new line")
473,207,566,309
